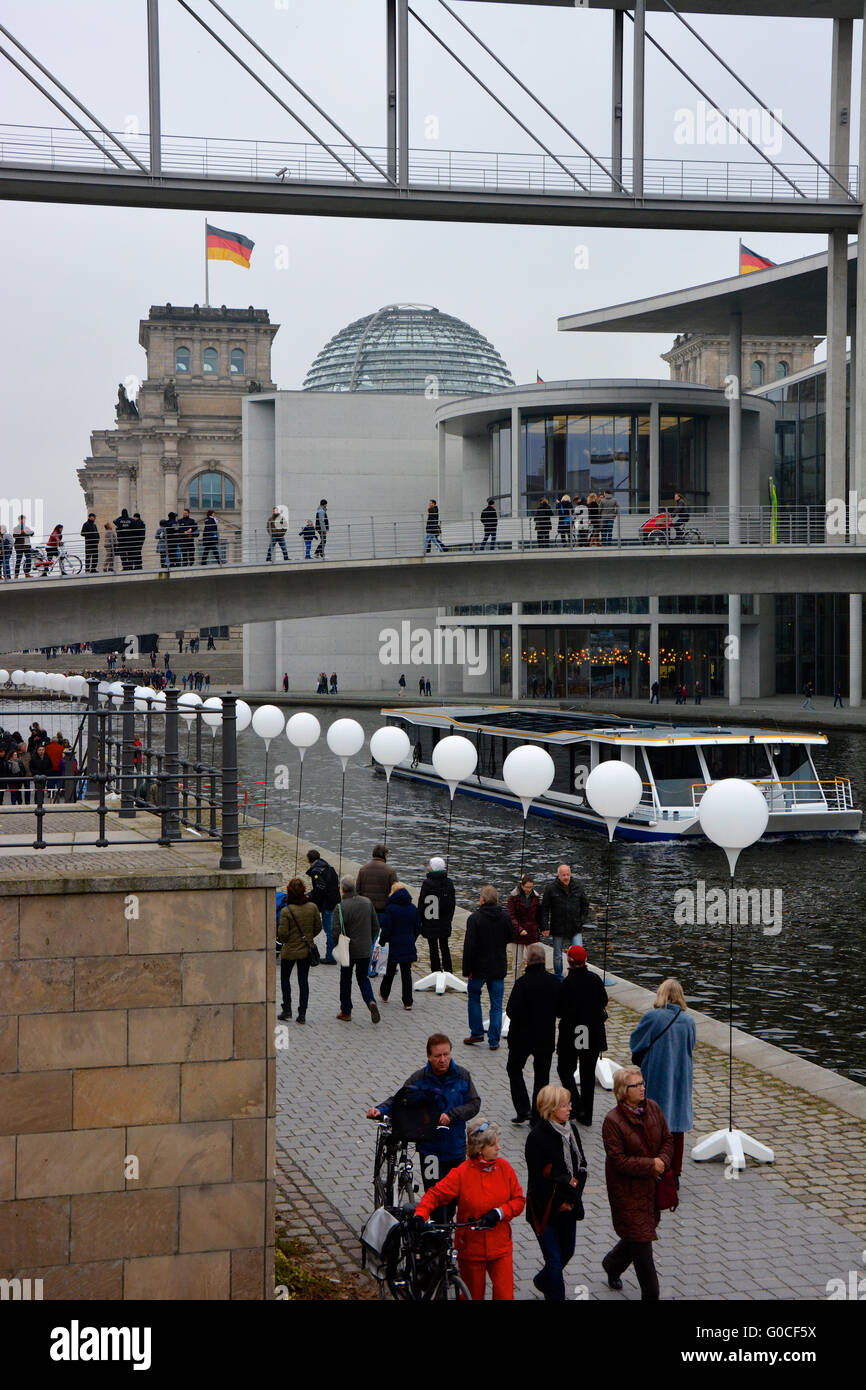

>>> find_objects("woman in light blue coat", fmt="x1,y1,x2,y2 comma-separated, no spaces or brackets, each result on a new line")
629,978,695,1183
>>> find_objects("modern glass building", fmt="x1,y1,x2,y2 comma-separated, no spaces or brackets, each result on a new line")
302,303,514,395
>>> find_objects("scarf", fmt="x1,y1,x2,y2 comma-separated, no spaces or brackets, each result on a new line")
549,1117,583,1180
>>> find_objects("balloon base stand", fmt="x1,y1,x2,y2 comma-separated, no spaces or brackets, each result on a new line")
414,971,467,996
482,1015,509,1038
595,1056,623,1090
690,1127,774,1170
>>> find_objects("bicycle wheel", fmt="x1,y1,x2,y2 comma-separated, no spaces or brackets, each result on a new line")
60,554,82,575
396,1161,415,1208
437,1271,471,1301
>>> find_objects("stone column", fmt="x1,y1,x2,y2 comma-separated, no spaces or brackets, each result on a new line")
162,458,179,515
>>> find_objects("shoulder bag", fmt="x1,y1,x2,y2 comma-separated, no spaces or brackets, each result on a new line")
332,903,351,968
631,1006,680,1067
288,907,320,967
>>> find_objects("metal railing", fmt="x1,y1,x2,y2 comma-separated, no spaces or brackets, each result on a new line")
0,124,858,203
690,778,854,813
1,506,857,583
0,682,241,865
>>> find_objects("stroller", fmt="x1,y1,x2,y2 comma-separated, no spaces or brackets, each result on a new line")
640,511,701,545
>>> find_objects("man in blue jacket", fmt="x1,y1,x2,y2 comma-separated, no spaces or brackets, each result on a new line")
366,1033,480,1205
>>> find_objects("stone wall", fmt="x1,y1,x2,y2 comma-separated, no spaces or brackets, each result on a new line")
0,874,277,1299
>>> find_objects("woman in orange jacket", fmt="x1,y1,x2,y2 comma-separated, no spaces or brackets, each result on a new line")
415,1116,525,1300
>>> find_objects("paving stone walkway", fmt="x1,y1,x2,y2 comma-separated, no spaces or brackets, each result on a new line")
274,951,865,1302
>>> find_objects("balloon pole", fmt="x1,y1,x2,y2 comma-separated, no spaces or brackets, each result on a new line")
293,758,304,875
445,797,454,868
383,775,390,848
729,873,734,1134
519,815,527,877
601,838,613,986
338,768,346,875
260,745,269,863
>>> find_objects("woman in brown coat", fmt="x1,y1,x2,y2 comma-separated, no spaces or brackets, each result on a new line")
277,877,322,1025
601,1066,673,1300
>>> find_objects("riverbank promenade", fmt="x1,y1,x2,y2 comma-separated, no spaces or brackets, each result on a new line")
269,827,866,1303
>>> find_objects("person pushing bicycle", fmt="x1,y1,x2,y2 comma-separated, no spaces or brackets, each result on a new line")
367,1032,480,1213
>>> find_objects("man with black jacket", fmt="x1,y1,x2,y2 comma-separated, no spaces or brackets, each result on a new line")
417,855,456,973
305,847,340,964
113,508,134,571
178,508,199,567
129,513,146,570
462,885,514,1051
81,513,99,573
556,944,608,1125
505,943,560,1124
540,864,589,982
201,510,221,565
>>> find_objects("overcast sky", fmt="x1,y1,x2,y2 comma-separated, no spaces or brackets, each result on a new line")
0,0,855,525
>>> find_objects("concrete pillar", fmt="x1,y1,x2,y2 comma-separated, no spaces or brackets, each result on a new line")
510,406,520,518
649,400,659,515
611,9,623,191
632,0,645,198
436,421,446,509
826,229,849,536
649,601,659,693
511,606,521,700
397,0,409,190
386,0,397,183
728,311,742,542
850,594,862,707
829,17,853,186
728,596,742,707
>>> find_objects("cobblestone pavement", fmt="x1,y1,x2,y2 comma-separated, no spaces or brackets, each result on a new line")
275,1142,378,1299
275,944,865,1302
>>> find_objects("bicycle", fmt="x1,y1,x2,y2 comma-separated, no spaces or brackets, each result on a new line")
372,1120,418,1210
361,1207,474,1301
31,544,83,577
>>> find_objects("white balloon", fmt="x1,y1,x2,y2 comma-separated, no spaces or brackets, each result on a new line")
234,699,252,734
70,675,88,698
24,670,37,687
150,689,166,711
286,711,320,760
698,778,769,874
369,726,411,781
0,669,9,686
202,696,223,730
177,692,202,724
431,734,478,796
10,669,25,687
585,760,644,840
502,744,556,817
133,685,154,712
97,680,111,705
251,704,285,743
326,718,365,769
108,681,125,705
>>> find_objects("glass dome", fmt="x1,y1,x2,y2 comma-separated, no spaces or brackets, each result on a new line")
302,303,514,395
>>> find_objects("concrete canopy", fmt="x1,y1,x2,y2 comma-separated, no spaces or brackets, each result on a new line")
558,244,856,337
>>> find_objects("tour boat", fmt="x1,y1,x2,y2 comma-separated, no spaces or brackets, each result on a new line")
380,706,861,842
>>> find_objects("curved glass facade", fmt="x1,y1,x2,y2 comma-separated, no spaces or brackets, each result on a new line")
302,304,514,395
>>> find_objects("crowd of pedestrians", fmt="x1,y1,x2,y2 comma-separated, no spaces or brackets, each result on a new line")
276,845,695,1301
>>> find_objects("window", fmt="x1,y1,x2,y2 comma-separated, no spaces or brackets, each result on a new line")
189,471,236,510
203,347,218,374
231,348,245,375
751,360,765,386
776,361,789,379
175,346,190,373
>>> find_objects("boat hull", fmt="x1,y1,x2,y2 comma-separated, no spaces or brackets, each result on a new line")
389,765,862,843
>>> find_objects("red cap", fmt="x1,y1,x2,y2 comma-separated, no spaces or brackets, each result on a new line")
567,944,588,967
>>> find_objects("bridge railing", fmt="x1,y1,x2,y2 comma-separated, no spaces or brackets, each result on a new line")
6,505,856,579
0,682,241,866
0,124,858,202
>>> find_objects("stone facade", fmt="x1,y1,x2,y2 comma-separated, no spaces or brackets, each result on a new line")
0,874,277,1300
662,332,817,388
78,305,279,566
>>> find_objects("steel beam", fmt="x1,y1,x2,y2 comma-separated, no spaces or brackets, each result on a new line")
397,0,408,189
611,9,623,190
387,0,397,182
0,168,857,232
632,0,645,198
147,0,161,176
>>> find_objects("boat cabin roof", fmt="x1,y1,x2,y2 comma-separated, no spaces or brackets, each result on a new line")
382,706,827,749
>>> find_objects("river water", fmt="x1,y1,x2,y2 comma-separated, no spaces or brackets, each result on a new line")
4,697,863,1083
233,705,866,1087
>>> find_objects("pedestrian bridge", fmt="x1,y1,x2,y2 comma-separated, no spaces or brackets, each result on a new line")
4,546,865,650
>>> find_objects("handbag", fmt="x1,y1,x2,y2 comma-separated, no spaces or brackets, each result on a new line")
332,904,351,968
656,1169,679,1212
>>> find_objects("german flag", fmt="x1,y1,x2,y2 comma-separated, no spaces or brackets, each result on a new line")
739,242,775,275
206,224,254,269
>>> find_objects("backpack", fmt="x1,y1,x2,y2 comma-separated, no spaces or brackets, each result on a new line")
388,1078,446,1142
313,861,341,910
275,890,287,953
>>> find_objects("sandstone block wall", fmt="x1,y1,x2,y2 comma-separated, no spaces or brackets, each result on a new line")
0,875,277,1300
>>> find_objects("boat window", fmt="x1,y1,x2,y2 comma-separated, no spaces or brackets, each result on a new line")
645,745,704,806
771,743,822,800
570,741,592,796
543,743,572,795
703,744,772,781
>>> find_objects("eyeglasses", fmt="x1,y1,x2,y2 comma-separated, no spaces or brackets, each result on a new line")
626,1081,645,1089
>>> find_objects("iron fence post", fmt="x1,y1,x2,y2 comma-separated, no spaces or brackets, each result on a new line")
86,677,100,784
33,775,47,849
160,687,181,842
119,681,136,818
219,693,241,868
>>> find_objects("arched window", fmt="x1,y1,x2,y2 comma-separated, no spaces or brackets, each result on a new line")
189,471,236,510
175,345,190,373
230,347,245,375
751,360,764,386
203,347,218,374
776,361,789,379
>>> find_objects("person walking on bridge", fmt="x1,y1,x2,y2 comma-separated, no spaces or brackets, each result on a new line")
266,507,288,563
81,513,99,573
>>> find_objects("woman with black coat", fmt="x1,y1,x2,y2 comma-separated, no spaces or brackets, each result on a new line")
525,1084,587,1301
378,882,421,1009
